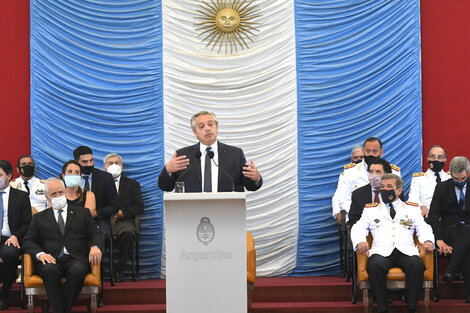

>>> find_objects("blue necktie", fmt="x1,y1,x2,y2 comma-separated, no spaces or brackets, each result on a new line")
0,191,4,232
458,187,465,211
83,175,90,192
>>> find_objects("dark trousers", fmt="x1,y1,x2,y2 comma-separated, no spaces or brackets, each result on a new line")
36,255,88,313
447,225,470,293
0,236,20,297
114,221,136,269
367,248,424,313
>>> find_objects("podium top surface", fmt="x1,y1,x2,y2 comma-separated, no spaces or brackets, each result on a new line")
164,192,246,201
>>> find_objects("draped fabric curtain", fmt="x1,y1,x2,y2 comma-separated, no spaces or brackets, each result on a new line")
30,0,421,277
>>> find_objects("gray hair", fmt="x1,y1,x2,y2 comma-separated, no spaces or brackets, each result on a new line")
381,173,403,189
44,177,65,196
351,145,363,155
449,156,470,174
104,153,123,165
190,111,218,130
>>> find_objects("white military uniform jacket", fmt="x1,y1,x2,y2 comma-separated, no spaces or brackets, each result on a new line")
408,168,451,209
351,198,435,258
332,159,401,218
10,176,47,212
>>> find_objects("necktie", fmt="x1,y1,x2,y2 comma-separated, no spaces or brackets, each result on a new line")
204,147,212,192
58,209,65,235
435,172,441,183
0,191,4,232
24,181,30,194
373,190,380,203
389,203,396,219
83,175,90,192
458,187,465,211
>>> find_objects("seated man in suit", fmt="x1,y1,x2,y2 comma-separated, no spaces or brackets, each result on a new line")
73,146,119,234
0,160,32,310
348,158,392,226
158,111,262,193
10,155,48,213
351,174,434,313
429,156,470,303
103,153,144,282
409,145,451,219
23,178,103,313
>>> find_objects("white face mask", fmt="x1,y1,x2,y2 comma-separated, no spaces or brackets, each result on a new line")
107,164,122,178
369,174,382,189
64,175,81,188
51,195,67,210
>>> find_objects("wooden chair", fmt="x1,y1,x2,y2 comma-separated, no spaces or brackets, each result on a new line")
23,253,101,313
356,234,433,313
110,214,140,281
247,232,256,313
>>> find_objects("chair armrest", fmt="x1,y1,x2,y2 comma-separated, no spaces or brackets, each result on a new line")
247,232,256,284
90,261,101,280
23,254,34,281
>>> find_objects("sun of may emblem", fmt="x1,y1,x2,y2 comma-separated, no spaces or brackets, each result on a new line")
196,0,261,54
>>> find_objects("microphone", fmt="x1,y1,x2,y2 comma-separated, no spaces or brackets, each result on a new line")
207,150,235,192
175,151,202,184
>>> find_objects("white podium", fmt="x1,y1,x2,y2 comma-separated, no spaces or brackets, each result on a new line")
164,192,247,313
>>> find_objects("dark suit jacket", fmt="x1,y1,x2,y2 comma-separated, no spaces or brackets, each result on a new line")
158,141,263,192
348,184,373,226
6,187,32,244
23,204,104,266
113,175,144,236
429,178,470,242
90,168,119,221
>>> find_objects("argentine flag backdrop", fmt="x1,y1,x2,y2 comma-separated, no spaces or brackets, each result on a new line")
30,0,422,278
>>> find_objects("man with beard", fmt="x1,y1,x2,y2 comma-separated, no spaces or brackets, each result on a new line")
332,137,401,224
10,155,48,213
351,174,434,313
429,156,470,303
409,145,450,219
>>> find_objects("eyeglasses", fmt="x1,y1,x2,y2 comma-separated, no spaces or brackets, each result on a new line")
429,154,445,161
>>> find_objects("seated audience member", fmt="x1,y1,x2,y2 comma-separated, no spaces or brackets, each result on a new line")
348,158,392,226
73,146,119,234
61,160,97,217
350,145,364,164
409,145,450,218
351,174,434,313
429,156,470,303
103,153,144,282
23,178,103,313
332,137,401,224
0,160,32,310
10,155,47,213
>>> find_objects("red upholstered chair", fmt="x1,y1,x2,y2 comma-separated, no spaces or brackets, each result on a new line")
356,234,433,313
23,253,101,313
247,232,256,313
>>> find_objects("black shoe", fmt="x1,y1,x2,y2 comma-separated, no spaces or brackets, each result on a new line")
0,297,8,310
443,270,456,283
115,270,125,282
97,294,104,308
455,271,464,281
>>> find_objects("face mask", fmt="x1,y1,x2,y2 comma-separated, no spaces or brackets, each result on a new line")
107,164,122,178
453,180,466,189
51,195,67,210
381,189,396,203
20,165,35,177
369,174,382,189
64,175,81,188
81,165,93,176
353,159,362,164
429,160,445,173
364,155,378,166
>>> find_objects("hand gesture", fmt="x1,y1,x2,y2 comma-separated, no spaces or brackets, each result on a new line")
242,160,260,182
165,152,190,174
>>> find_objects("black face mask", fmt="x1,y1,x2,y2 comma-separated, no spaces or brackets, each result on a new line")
353,159,363,164
381,189,396,204
428,160,445,173
20,165,35,178
81,165,94,176
364,155,378,166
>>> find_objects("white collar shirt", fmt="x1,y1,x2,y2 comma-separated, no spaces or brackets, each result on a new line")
200,142,219,192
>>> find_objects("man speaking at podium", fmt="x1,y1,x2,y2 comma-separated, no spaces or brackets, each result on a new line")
158,111,262,193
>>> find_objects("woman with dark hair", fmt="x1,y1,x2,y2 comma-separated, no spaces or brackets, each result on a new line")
61,160,97,217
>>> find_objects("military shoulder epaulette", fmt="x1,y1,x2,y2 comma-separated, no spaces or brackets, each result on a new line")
406,201,419,207
447,171,451,175
412,172,425,177
390,164,400,172
40,179,46,183
365,202,379,208
344,163,356,170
